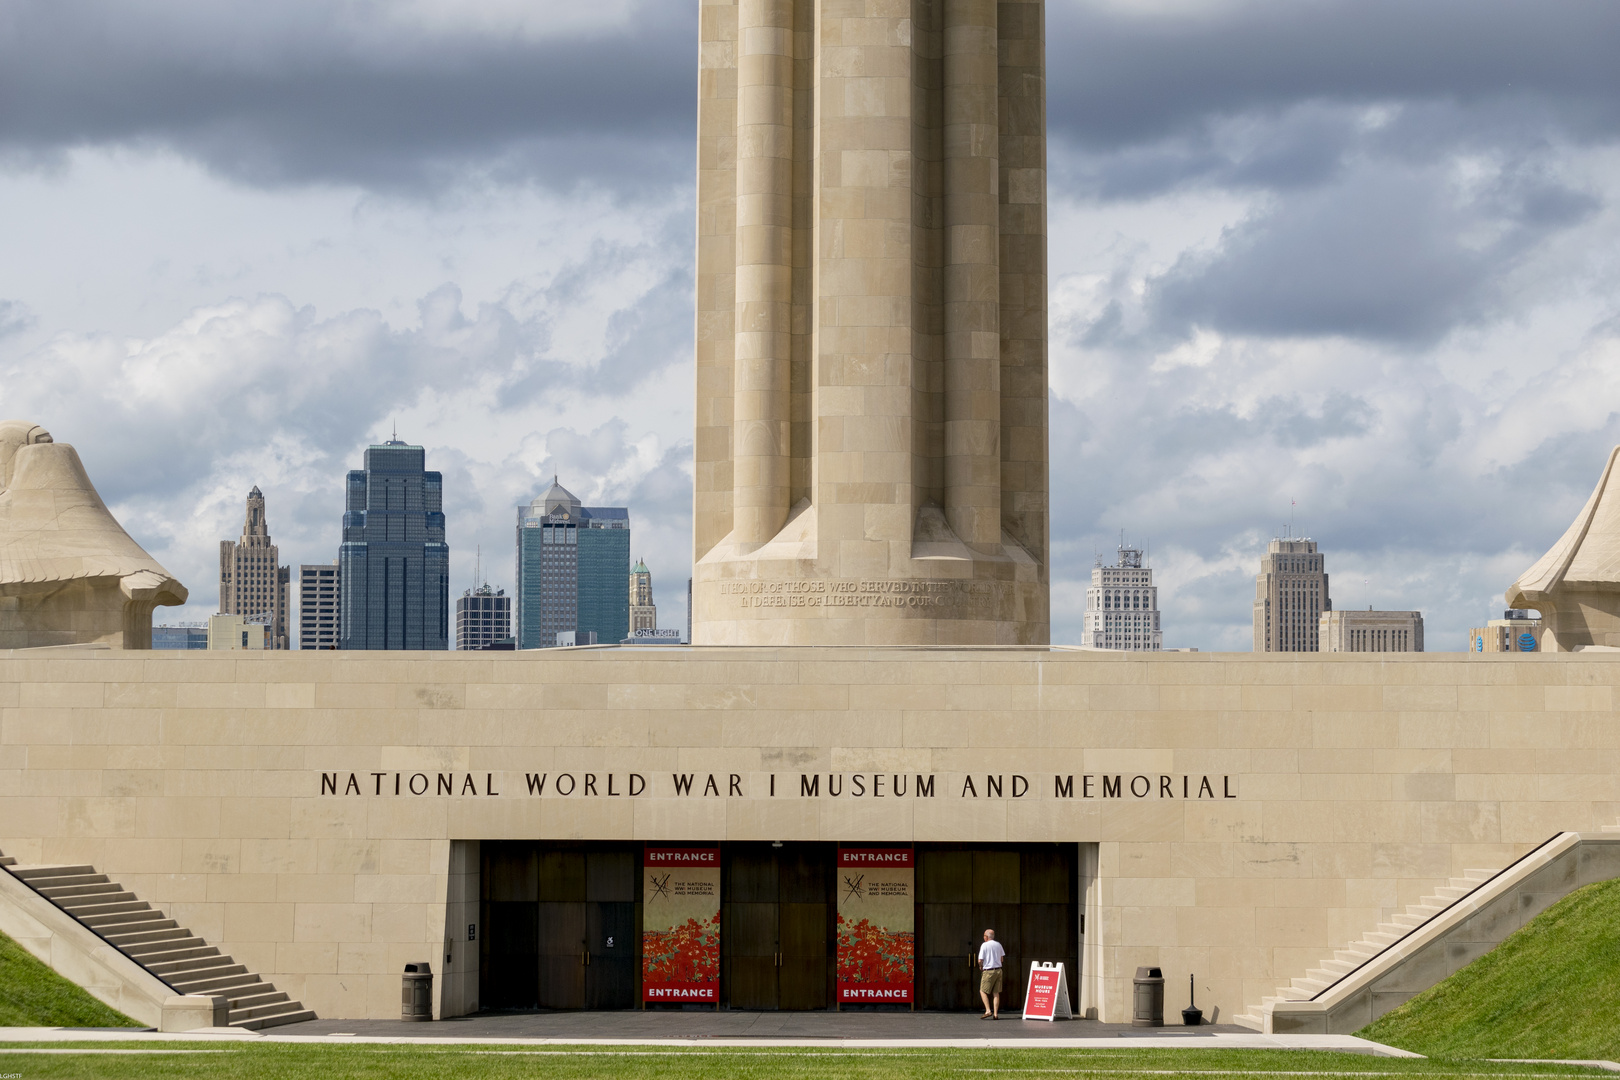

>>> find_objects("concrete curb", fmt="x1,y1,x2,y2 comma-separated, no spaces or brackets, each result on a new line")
0,1028,1418,1055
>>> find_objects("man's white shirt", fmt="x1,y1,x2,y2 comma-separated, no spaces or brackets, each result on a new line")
978,940,1006,970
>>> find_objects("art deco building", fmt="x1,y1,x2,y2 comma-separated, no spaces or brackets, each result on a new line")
1253,538,1330,652
1320,608,1424,652
219,486,290,649
1081,545,1162,651
514,478,630,649
298,563,340,650
338,439,449,650
630,559,657,635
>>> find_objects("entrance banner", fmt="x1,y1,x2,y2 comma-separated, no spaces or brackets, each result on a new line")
836,847,914,1004
1022,961,1073,1021
642,847,720,1003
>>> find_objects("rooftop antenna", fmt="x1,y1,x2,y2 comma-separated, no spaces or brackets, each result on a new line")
475,545,482,592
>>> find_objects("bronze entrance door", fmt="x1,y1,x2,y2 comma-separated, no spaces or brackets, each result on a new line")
723,843,832,1009
584,882,637,1008
481,843,540,1009
481,842,638,1011
916,844,1078,1011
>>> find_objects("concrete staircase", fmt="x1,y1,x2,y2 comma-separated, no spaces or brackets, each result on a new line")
1235,866,1500,1031
2,855,314,1030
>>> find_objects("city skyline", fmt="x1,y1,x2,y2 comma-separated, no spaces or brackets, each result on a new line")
196,464,673,649
176,447,1525,651
184,466,1462,653
5,1,1619,650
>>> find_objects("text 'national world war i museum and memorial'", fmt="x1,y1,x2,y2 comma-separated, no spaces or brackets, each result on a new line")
5,0,1620,1040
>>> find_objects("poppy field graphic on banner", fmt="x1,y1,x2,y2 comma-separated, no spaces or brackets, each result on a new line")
836,847,914,1004
642,847,721,1003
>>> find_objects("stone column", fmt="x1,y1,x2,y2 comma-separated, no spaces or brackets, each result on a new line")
692,0,1049,647
732,0,797,550
693,0,739,566
998,0,1049,572
943,0,1002,553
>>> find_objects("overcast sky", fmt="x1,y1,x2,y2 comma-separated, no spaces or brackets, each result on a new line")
3,0,1618,650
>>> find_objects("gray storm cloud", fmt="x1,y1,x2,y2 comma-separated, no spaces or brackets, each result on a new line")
0,0,698,192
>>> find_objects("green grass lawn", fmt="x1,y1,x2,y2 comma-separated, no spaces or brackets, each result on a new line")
0,1046,1612,1080
1360,878,1620,1061
0,930,141,1027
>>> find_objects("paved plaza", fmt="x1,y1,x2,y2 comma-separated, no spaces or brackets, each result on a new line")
277,1010,1246,1041
0,1013,1419,1056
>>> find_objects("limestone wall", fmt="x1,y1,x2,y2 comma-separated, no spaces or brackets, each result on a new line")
0,646,1615,1022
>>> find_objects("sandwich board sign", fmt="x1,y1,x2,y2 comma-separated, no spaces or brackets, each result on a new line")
1021,961,1073,1021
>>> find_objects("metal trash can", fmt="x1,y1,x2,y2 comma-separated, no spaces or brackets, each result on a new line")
1132,966,1164,1027
402,961,433,1022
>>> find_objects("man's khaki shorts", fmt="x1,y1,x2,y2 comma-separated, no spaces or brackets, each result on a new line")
980,968,1004,995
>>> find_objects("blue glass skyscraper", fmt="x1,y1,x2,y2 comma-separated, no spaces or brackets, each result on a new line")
515,478,629,649
339,439,449,650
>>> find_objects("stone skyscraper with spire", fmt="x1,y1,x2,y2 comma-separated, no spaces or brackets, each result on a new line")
630,558,656,635
219,486,290,649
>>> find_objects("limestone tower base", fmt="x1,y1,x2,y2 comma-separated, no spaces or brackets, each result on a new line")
691,0,1050,646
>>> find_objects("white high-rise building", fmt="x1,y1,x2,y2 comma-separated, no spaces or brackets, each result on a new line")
298,563,340,650
1081,545,1163,651
456,584,511,651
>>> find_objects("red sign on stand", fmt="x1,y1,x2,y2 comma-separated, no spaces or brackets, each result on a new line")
836,848,914,1005
1022,961,1073,1021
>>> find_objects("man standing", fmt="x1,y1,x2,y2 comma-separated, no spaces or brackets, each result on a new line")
977,928,1006,1019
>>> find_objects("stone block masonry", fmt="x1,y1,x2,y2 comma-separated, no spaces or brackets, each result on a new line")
1,646,1618,1022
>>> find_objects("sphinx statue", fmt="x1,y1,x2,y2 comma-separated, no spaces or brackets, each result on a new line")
1507,445,1620,651
0,421,187,649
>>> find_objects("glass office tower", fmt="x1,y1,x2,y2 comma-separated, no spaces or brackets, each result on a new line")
338,439,450,650
515,478,630,649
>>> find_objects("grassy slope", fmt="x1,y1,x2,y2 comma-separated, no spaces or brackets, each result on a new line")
0,929,141,1027
0,1046,1608,1080
1361,877,1620,1060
